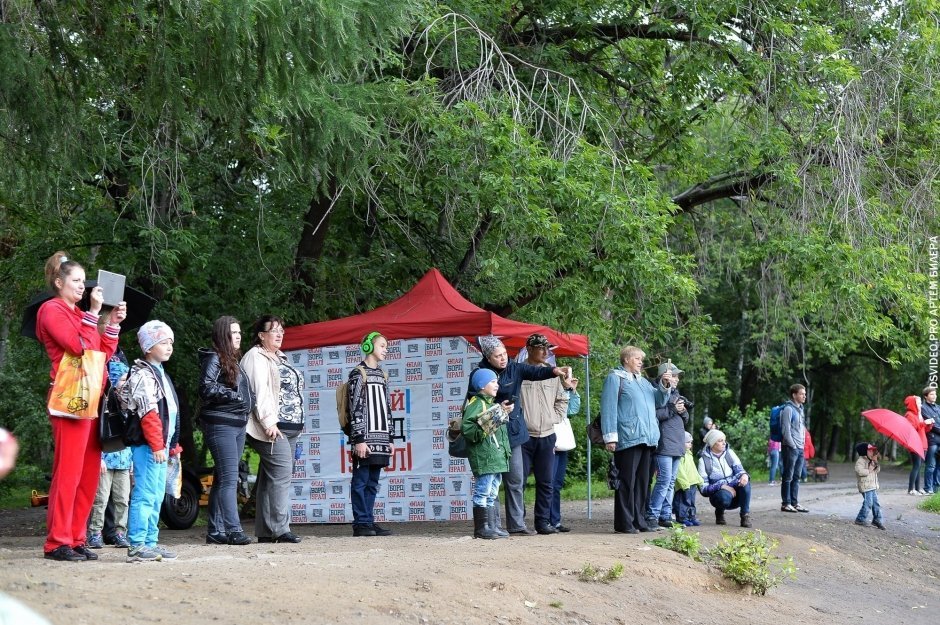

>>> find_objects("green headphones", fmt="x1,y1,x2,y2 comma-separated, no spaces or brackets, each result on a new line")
361,331,382,355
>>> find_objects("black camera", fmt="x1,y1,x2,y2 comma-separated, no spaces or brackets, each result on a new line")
678,396,694,410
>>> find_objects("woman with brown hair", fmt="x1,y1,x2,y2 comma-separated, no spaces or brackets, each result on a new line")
199,316,253,545
36,251,126,561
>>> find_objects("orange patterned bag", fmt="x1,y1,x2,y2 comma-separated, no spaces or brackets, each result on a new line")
47,343,106,419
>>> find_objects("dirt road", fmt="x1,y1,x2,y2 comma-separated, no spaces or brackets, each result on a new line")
1,463,938,625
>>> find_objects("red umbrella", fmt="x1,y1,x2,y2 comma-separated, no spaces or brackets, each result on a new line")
861,409,925,459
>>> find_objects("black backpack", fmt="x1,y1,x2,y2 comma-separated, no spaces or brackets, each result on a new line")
98,380,131,453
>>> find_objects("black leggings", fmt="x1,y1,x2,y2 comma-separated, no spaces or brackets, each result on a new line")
909,451,923,491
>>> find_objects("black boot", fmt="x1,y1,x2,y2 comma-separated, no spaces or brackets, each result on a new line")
473,507,498,539
487,506,508,538
715,509,726,525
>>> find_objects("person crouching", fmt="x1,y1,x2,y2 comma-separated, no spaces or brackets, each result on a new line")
698,429,752,528
462,369,514,539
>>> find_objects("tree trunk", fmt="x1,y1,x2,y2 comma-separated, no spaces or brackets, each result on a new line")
293,183,337,309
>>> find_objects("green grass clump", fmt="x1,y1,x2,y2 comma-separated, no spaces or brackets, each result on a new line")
648,523,702,559
706,530,796,595
917,491,940,513
578,561,624,583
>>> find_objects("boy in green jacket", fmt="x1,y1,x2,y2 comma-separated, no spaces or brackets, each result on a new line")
462,368,514,539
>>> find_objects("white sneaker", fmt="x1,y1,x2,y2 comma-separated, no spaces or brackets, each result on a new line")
917,490,929,496
909,490,917,495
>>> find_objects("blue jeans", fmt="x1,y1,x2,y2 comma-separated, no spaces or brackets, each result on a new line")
204,422,246,535
768,449,780,482
647,454,681,522
924,443,938,492
855,490,882,524
127,445,167,547
709,482,751,515
550,451,568,527
472,473,502,508
521,434,557,527
780,446,804,506
350,462,382,527
672,487,697,522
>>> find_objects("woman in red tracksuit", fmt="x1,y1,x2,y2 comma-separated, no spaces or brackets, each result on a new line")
36,251,126,561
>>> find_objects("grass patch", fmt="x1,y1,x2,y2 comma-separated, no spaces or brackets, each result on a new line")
560,476,616,501
511,475,613,505
0,464,47,509
647,523,702,560
578,562,624,583
918,491,940,513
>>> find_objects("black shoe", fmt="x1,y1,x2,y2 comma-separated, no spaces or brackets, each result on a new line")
206,533,229,545
715,509,727,525
658,519,674,529
615,528,639,534
638,526,662,533
353,525,377,537
72,545,98,560
44,546,85,562
228,532,251,545
371,524,392,536
258,532,302,543
536,524,558,535
872,521,886,530
508,527,537,536
555,524,571,533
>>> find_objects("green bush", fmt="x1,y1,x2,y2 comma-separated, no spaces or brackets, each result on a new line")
647,523,702,560
706,530,796,595
720,402,769,472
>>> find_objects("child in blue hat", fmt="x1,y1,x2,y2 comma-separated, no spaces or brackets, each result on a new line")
462,368,514,539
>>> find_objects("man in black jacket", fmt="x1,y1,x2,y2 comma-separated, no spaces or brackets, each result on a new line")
923,386,940,494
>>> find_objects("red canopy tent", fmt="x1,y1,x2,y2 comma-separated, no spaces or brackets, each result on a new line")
282,268,589,356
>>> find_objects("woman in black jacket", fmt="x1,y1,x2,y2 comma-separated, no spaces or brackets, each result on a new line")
199,316,253,545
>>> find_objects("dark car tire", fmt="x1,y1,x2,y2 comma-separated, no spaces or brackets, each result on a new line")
160,477,200,530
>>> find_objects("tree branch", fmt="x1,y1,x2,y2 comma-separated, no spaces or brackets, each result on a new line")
452,211,495,287
516,21,713,47
672,172,777,212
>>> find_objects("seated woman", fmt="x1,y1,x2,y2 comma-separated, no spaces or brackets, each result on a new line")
698,429,752,528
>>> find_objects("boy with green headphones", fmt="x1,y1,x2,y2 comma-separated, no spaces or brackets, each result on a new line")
347,331,394,536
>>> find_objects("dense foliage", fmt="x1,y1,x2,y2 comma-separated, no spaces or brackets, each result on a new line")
1,1,937,481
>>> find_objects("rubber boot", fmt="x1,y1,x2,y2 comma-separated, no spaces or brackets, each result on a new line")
473,507,498,539
487,506,508,538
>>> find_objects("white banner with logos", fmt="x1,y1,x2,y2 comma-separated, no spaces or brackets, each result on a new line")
283,336,481,523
